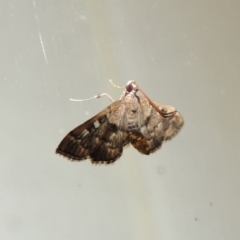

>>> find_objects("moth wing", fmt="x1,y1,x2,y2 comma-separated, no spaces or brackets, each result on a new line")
56,100,129,164
130,97,184,155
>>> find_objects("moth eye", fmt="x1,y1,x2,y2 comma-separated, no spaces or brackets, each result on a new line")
126,83,133,92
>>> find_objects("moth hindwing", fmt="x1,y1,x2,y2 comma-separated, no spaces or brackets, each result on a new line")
56,80,184,164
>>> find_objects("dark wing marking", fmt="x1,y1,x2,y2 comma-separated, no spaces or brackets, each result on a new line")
56,100,129,164
130,97,184,155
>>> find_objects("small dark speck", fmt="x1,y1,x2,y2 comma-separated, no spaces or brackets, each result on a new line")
195,218,198,221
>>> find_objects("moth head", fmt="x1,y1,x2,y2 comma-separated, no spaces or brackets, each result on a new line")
125,80,138,94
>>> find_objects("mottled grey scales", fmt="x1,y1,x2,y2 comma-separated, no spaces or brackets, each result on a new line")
56,80,184,164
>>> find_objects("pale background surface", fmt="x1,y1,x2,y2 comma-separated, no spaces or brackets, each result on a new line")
1,1,240,239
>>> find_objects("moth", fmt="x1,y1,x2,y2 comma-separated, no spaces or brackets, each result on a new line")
56,80,184,164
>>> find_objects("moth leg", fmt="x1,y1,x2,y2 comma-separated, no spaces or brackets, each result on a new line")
70,93,114,103
160,110,177,118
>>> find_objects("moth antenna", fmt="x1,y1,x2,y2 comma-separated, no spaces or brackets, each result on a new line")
70,93,114,103
109,79,125,89
138,87,177,118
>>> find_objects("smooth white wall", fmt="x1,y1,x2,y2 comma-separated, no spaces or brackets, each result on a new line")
1,1,240,239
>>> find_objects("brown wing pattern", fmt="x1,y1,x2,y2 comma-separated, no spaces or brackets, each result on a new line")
130,97,184,155
56,80,184,164
56,101,129,164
